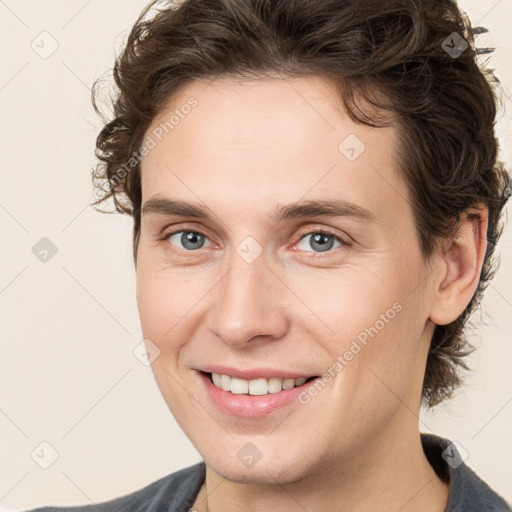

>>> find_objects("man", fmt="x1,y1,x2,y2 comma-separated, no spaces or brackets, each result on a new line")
32,0,511,510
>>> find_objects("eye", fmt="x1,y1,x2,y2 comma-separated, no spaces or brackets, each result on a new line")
295,230,348,254
159,227,350,255
164,230,213,251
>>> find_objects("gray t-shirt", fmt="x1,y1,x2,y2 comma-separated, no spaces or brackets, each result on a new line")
30,433,511,511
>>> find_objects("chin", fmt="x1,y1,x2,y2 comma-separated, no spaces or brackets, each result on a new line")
203,448,314,485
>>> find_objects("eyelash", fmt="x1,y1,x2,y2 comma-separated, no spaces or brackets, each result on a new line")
157,225,352,257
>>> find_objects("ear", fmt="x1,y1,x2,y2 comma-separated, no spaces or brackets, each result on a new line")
428,205,489,326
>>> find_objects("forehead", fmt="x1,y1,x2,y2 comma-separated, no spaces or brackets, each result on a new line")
141,76,412,230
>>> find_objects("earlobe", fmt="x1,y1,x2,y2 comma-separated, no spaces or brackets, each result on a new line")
428,205,489,326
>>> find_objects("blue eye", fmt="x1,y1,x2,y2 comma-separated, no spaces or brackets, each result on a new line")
166,230,212,251
296,231,345,253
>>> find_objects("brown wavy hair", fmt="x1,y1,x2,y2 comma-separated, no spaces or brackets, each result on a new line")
91,0,511,407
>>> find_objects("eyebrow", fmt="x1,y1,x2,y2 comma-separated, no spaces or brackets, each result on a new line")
141,196,377,224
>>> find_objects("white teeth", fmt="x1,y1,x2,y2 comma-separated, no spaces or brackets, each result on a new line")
212,373,222,387
220,374,231,391
230,377,249,394
282,378,295,390
210,373,313,395
248,378,268,395
268,377,284,393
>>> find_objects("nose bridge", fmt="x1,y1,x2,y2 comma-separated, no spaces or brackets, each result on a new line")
206,246,288,346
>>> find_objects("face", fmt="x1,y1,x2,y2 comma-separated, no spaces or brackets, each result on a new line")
136,75,439,484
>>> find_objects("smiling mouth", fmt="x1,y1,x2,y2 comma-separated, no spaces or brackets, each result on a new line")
202,371,319,395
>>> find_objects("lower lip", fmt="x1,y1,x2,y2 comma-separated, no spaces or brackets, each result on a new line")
197,371,320,418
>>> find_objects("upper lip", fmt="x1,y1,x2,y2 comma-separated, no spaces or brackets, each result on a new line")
198,364,318,381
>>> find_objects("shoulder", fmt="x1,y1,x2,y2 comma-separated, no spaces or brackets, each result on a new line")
29,461,206,512
420,433,511,511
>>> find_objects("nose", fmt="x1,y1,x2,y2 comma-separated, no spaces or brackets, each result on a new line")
206,249,289,348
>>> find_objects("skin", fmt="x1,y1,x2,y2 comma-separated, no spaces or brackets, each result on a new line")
135,75,488,512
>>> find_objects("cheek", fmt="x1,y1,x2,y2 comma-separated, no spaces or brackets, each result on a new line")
135,261,214,369
315,268,423,399
135,267,194,413
136,264,185,351
136,253,188,323
333,290,426,423
294,268,403,352
136,271,167,335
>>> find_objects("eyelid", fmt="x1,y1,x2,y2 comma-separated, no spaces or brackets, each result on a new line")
293,225,352,248
158,224,216,251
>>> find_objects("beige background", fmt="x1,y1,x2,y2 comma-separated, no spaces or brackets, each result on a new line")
0,0,511,509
